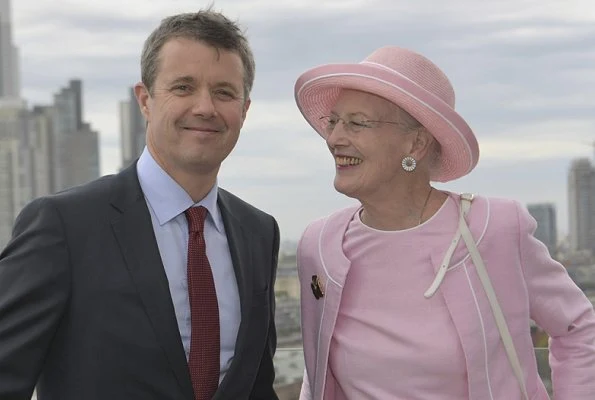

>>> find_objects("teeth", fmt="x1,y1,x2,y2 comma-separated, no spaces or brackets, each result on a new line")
336,156,362,166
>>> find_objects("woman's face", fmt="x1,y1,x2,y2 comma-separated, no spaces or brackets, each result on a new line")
324,89,417,202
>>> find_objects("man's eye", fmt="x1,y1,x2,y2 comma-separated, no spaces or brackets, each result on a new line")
173,85,191,92
349,121,367,128
214,89,236,100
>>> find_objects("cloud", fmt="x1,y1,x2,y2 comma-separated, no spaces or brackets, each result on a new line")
10,0,595,239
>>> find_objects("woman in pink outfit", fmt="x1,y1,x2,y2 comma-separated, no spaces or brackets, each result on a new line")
293,46,595,400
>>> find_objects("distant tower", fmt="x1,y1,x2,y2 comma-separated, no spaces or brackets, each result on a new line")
0,0,20,99
119,87,145,169
0,98,26,249
568,158,595,255
527,203,558,256
51,80,99,191
0,0,23,248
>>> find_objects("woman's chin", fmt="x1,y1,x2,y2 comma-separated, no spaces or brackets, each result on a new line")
333,180,360,200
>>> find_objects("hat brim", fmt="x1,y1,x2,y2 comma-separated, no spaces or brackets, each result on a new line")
295,62,479,182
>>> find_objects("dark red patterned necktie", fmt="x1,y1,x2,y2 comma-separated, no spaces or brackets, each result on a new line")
185,206,220,400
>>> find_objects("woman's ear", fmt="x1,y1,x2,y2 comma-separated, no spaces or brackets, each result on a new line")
410,127,434,160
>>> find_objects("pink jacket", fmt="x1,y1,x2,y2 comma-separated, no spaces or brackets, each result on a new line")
298,194,595,399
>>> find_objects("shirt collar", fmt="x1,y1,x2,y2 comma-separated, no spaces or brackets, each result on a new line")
136,147,224,233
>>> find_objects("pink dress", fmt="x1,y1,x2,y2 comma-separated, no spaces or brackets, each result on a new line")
328,197,468,399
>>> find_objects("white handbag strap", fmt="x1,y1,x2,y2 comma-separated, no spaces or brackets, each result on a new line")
458,194,529,400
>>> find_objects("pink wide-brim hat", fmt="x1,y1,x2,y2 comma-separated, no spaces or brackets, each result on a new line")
294,46,479,182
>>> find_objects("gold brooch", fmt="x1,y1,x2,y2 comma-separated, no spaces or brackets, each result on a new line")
310,275,324,299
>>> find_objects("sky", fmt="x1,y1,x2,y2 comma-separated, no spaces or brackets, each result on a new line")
10,0,595,241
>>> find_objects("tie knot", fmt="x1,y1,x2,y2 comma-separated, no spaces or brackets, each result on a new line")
185,206,208,234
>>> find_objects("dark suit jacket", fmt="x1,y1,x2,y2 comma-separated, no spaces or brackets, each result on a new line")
0,163,280,400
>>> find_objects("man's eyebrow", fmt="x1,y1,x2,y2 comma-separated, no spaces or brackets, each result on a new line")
167,76,240,92
169,76,196,85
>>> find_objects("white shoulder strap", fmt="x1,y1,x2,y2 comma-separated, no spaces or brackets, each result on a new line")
458,194,529,400
423,193,473,298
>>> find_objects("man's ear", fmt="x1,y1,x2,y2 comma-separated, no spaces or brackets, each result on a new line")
134,82,150,120
240,97,251,126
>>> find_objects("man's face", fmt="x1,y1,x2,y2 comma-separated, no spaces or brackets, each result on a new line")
136,38,250,180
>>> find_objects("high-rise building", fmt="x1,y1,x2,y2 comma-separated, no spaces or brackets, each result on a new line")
119,99,132,167
0,0,19,99
568,158,595,256
130,88,145,159
0,0,25,248
0,1,99,248
51,79,99,192
27,105,55,197
527,203,557,256
0,98,27,248
119,87,145,169
0,80,100,248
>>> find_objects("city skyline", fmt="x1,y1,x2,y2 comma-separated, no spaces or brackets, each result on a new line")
0,1,101,248
8,0,595,240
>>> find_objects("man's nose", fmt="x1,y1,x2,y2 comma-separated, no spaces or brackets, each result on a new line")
190,89,216,117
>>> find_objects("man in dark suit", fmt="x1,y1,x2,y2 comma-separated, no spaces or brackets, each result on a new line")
0,9,279,400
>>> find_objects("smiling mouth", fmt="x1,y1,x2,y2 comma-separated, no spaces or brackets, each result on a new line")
335,156,362,166
182,126,220,133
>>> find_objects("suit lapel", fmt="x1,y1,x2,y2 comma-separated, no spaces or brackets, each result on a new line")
213,189,253,398
217,191,250,307
109,164,194,399
313,207,357,400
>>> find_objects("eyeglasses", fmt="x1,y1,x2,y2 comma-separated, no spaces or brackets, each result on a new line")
319,115,410,135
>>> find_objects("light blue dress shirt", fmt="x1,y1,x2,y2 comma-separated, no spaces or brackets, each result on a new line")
136,147,241,382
